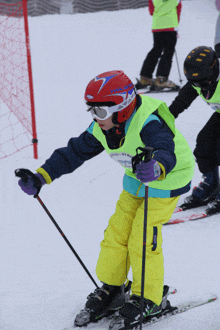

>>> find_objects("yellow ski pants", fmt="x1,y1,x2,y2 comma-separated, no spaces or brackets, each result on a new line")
96,189,179,305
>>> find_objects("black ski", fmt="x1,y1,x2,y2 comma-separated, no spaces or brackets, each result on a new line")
111,294,217,330
62,290,217,330
62,288,176,330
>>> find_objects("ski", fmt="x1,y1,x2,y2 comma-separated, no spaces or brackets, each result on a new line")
165,208,220,225
114,295,217,330
172,204,208,214
173,206,185,213
138,88,179,94
62,288,177,330
173,201,213,214
137,85,180,94
62,289,217,330
172,189,220,214
173,205,210,214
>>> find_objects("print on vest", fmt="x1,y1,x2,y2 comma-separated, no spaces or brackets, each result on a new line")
109,152,133,168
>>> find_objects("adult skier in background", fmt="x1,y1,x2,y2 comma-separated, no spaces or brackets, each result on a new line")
169,46,220,214
16,71,194,330
215,0,220,57
135,0,182,92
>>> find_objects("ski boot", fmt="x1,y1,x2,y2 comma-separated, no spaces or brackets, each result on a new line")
154,76,179,91
135,76,154,91
180,167,219,210
109,285,174,330
74,280,132,327
205,191,220,215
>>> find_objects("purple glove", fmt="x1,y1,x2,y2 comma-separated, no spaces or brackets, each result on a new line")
18,173,46,195
216,0,220,11
135,159,161,183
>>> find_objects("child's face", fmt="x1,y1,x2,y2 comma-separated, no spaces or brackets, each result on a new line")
96,115,117,131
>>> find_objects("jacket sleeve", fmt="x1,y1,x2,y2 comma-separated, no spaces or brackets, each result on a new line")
140,115,176,178
177,1,182,22
169,82,198,118
148,0,154,16
37,128,104,183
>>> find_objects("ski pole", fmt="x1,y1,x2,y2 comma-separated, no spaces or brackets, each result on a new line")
15,168,99,289
175,50,183,84
132,147,153,330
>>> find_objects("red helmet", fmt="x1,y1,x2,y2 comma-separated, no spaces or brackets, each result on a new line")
84,70,136,124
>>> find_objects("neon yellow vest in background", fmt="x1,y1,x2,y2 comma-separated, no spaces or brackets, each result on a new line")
193,81,220,113
152,0,179,30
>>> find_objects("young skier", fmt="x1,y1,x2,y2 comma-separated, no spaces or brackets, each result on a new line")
169,46,220,214
17,71,194,329
135,0,182,92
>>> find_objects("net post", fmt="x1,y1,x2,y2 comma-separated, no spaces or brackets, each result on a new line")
22,0,38,159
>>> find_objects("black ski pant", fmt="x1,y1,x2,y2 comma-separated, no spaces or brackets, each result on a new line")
194,112,220,173
140,31,177,79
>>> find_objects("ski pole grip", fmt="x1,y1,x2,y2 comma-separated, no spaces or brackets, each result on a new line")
15,168,42,197
132,146,154,173
142,146,153,163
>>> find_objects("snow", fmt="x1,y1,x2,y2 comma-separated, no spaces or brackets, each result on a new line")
1,1,220,329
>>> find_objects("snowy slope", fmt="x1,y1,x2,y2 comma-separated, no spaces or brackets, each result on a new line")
0,1,220,329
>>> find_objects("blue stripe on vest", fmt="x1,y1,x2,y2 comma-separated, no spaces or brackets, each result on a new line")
87,121,95,134
123,174,172,198
125,112,160,135
123,174,191,198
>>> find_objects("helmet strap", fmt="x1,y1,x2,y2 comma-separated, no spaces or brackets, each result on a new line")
114,120,125,135
111,113,123,134
112,112,119,125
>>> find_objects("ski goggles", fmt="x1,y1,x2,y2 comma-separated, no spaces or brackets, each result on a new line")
88,105,118,120
87,90,136,120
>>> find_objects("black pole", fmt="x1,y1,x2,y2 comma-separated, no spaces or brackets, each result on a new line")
175,50,183,84
131,147,153,330
36,195,99,288
139,185,149,330
15,168,99,289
